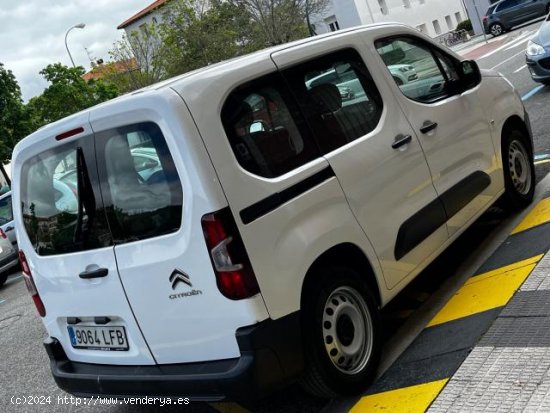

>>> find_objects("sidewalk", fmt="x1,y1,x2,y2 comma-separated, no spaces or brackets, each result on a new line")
429,196,550,412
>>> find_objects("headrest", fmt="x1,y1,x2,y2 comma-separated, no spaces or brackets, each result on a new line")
309,83,342,113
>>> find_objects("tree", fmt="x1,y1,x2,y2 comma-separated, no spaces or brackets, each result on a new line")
0,63,31,162
228,0,329,46
159,0,257,77
27,63,118,128
108,23,166,93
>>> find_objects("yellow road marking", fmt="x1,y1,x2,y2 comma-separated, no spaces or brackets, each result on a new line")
512,198,550,234
349,379,448,413
427,255,542,327
210,402,252,413
534,159,550,165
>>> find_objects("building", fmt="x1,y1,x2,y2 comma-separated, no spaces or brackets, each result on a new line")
117,0,170,36
313,0,468,38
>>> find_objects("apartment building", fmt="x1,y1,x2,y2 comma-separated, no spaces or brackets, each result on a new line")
313,0,468,38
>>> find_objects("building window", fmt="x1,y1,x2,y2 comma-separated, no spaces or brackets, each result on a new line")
403,0,411,8
445,15,453,30
455,12,462,23
433,20,442,35
329,20,340,31
378,0,389,15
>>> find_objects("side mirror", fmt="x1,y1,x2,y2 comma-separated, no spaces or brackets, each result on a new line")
459,60,482,91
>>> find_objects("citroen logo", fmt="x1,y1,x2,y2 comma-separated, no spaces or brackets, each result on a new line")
170,269,192,290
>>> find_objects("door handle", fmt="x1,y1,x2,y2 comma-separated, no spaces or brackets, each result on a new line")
420,121,438,134
392,134,412,149
79,268,109,279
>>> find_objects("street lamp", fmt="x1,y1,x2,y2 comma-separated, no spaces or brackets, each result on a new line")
65,23,86,67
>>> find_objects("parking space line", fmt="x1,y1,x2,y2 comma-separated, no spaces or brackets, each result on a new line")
522,85,545,101
514,64,527,73
349,379,448,413
427,255,541,327
535,159,550,166
490,50,527,70
512,198,550,234
0,299,5,304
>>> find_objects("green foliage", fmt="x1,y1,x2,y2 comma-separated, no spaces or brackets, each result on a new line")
27,63,118,129
0,63,32,163
456,19,473,32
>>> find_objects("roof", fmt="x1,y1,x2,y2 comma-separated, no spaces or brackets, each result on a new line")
117,0,168,30
82,58,139,81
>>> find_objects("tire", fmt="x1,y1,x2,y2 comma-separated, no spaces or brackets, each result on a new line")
392,76,404,86
300,267,381,398
490,23,504,37
0,272,7,288
501,128,535,210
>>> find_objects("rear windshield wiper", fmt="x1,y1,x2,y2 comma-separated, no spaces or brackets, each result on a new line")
73,147,96,246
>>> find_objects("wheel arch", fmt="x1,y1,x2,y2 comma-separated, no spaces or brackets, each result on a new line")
501,115,533,154
300,243,382,309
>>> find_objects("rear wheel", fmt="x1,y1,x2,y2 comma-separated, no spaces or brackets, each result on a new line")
501,128,535,210
300,267,381,398
490,23,504,37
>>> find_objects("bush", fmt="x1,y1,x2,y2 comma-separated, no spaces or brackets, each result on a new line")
456,19,473,32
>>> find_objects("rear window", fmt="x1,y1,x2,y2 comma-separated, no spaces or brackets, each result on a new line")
21,139,112,255
94,122,183,244
487,5,497,14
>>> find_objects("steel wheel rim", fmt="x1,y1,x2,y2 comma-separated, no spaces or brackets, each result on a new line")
491,25,502,36
508,140,531,195
322,286,373,375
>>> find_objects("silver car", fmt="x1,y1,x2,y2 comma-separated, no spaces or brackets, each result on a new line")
0,229,18,287
526,14,550,84
0,191,16,248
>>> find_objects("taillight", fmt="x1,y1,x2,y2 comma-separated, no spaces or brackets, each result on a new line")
201,208,260,300
0,229,7,239
19,250,46,317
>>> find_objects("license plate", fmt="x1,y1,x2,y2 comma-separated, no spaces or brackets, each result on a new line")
67,325,129,351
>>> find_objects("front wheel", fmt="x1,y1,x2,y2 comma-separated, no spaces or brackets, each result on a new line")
0,272,7,288
501,128,535,210
300,267,381,398
490,23,504,37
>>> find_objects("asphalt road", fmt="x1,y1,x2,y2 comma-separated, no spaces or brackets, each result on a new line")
2,24,550,413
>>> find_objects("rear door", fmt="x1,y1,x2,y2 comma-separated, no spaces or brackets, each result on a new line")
89,93,270,364
497,0,521,26
272,33,448,290
15,116,154,365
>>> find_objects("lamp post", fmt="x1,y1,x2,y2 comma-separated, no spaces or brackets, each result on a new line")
65,23,86,67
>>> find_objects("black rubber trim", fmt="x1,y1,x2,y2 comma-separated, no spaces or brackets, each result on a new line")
395,198,447,261
44,312,302,402
440,171,491,219
395,171,491,261
240,167,335,225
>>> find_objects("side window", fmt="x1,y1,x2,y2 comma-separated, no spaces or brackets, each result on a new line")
222,73,320,178
21,140,112,255
375,37,459,103
0,196,13,225
499,0,518,11
282,48,383,154
95,122,183,244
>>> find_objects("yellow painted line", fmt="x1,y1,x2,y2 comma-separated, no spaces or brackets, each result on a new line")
534,159,550,165
427,255,543,327
349,379,448,413
512,198,550,235
210,402,252,413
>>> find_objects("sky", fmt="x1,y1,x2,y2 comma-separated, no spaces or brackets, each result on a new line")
0,0,152,102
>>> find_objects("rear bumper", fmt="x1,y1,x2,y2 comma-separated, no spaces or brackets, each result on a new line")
45,312,303,402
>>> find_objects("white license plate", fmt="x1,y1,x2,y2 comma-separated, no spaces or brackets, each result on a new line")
67,325,129,351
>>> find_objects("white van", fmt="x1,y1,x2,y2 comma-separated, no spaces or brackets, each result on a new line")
13,23,534,400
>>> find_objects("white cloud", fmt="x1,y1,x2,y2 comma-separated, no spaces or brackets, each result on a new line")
0,0,150,101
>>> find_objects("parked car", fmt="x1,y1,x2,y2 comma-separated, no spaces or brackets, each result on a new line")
12,23,535,402
483,0,550,37
0,229,19,287
526,13,550,84
0,191,16,249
